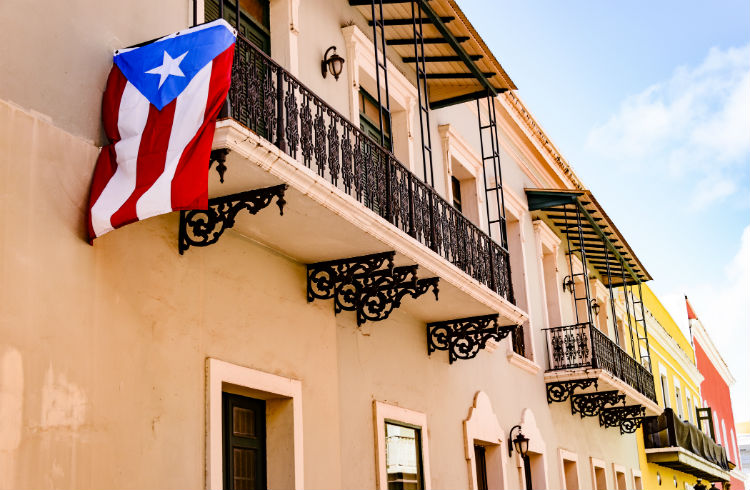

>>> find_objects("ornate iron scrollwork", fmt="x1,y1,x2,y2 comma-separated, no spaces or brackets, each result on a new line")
307,253,439,325
307,252,395,313
209,148,230,183
427,315,517,364
178,184,287,254
545,379,598,403
599,405,646,434
570,390,626,418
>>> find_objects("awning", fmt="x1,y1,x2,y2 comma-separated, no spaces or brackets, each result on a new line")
525,188,651,286
348,0,516,108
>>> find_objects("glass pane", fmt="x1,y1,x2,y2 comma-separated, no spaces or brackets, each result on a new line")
233,406,256,437
385,422,422,490
233,447,257,490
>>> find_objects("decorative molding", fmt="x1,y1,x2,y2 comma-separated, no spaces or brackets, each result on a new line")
599,405,646,434
206,358,304,490
515,408,549,490
691,318,736,386
464,392,508,490
500,91,585,191
212,120,528,326
546,379,598,403
570,391,625,418
558,448,580,490
506,349,541,375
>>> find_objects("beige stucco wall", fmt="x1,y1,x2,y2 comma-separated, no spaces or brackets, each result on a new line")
0,0,646,488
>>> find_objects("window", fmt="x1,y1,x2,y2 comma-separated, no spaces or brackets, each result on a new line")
675,385,683,419
385,421,424,490
590,458,608,490
374,402,431,490
558,450,579,490
474,445,488,490
223,393,267,490
660,374,671,408
207,358,303,490
451,176,463,212
206,0,271,54
686,394,694,424
632,470,643,490
359,88,392,150
612,465,626,490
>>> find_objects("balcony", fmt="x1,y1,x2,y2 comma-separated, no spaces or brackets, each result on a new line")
643,408,732,482
543,322,660,433
186,32,525,335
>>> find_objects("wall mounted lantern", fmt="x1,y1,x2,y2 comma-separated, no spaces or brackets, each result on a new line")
590,298,601,316
693,480,706,490
321,46,345,80
562,275,574,293
507,424,529,458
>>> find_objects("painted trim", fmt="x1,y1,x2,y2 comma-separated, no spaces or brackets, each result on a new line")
558,448,580,490
590,457,609,490
506,350,541,375
532,219,563,331
612,463,627,490
374,401,432,490
463,392,508,490
514,408,549,490
645,312,703,387
206,358,304,490
213,121,528,326
631,468,643,490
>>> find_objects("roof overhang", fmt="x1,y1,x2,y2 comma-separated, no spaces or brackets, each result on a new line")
645,447,732,482
349,0,516,109
525,188,652,286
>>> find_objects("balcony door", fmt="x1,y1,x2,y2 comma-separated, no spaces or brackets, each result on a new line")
205,0,270,54
223,393,267,490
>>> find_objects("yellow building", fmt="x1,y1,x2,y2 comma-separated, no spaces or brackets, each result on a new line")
635,284,732,489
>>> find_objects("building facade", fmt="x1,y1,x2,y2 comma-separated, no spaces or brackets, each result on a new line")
635,286,734,490
688,299,747,489
0,0,689,489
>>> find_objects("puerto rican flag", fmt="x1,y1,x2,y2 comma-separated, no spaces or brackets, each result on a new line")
87,19,236,241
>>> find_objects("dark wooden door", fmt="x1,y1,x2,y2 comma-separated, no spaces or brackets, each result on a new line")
223,393,267,490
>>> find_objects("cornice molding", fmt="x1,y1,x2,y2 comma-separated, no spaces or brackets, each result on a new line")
691,318,736,386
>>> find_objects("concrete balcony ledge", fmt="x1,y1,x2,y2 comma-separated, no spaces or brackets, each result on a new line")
208,119,528,328
645,447,731,482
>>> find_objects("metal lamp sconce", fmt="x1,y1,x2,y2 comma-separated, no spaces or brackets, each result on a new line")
321,46,345,80
562,275,574,293
507,425,529,458
694,480,707,490
657,472,662,486
590,298,601,316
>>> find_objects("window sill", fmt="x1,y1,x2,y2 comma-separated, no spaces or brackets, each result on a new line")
506,349,541,375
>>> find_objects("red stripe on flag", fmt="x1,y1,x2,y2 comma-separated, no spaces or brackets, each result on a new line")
109,99,177,230
86,67,128,243
170,44,235,210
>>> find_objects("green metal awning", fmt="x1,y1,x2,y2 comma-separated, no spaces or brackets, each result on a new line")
525,188,652,286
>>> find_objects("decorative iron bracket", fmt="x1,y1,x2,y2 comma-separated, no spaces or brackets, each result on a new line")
599,405,646,434
209,148,230,183
427,315,517,364
546,379,598,403
570,390,625,418
307,253,439,325
178,184,287,254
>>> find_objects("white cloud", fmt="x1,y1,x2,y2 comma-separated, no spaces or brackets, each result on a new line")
660,225,750,419
585,44,750,210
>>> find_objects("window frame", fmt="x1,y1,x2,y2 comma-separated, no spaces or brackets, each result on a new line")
374,401,432,490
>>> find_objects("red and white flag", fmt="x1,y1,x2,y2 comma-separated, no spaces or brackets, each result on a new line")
87,20,236,241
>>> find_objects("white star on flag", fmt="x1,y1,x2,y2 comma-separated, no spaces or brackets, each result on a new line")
146,50,188,88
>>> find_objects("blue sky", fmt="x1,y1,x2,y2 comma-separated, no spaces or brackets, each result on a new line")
460,1,749,419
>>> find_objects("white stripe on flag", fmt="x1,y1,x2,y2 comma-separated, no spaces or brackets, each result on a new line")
135,62,212,221
90,82,150,237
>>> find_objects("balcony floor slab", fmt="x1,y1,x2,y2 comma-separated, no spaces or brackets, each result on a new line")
206,119,527,327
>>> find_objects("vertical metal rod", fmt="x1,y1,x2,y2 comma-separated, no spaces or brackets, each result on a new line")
193,0,198,26
477,98,492,237
219,0,224,19
370,0,392,149
573,203,594,325
603,241,620,346
620,266,637,360
636,281,652,370
276,69,285,152
488,96,507,249
411,0,434,186
235,0,240,31
563,205,581,325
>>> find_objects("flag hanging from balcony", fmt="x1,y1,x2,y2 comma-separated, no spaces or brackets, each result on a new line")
87,19,236,242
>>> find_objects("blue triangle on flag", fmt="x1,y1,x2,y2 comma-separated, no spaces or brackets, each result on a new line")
114,20,236,110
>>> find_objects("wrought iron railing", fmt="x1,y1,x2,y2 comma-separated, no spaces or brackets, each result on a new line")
545,322,656,402
223,34,514,302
